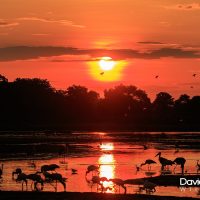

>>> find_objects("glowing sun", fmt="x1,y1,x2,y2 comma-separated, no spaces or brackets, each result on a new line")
99,57,115,71
88,56,127,82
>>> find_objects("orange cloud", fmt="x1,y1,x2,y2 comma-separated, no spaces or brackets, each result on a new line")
17,17,85,28
0,20,19,28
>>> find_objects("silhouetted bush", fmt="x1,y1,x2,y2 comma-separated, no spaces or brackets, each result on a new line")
0,74,200,131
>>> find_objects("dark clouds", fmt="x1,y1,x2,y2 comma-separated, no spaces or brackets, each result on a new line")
0,46,200,62
142,48,200,59
0,46,78,61
137,41,164,45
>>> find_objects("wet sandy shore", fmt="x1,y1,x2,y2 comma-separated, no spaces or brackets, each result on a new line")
0,191,199,200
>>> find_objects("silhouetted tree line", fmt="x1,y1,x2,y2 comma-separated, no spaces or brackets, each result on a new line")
0,74,200,131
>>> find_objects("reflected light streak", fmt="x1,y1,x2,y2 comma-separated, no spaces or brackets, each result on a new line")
98,143,115,191
100,143,114,151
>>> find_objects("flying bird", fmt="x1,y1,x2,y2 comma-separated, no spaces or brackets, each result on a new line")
155,75,159,79
100,72,104,75
193,73,197,77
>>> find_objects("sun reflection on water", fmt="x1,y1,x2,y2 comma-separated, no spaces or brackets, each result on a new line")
100,143,114,151
98,143,115,192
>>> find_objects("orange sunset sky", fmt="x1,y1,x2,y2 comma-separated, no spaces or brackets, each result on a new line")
0,0,200,99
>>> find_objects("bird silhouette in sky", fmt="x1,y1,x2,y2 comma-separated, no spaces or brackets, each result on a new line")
193,73,197,77
100,72,104,75
155,75,159,79
190,86,194,89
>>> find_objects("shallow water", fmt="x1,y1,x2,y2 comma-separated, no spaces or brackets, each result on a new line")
0,132,200,197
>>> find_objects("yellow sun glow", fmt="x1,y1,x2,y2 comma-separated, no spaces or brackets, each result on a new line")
88,57,127,82
99,57,115,71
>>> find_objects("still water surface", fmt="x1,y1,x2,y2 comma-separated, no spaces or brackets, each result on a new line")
0,132,200,197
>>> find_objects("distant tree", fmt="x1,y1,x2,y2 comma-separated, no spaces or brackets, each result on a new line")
152,92,174,123
0,74,8,82
13,78,53,93
153,92,174,109
175,94,190,123
7,78,56,124
0,74,200,130
176,94,190,104
189,96,200,123
190,96,200,107
102,85,151,122
66,85,99,122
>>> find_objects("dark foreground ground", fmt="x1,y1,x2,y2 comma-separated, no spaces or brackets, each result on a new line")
0,192,199,200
